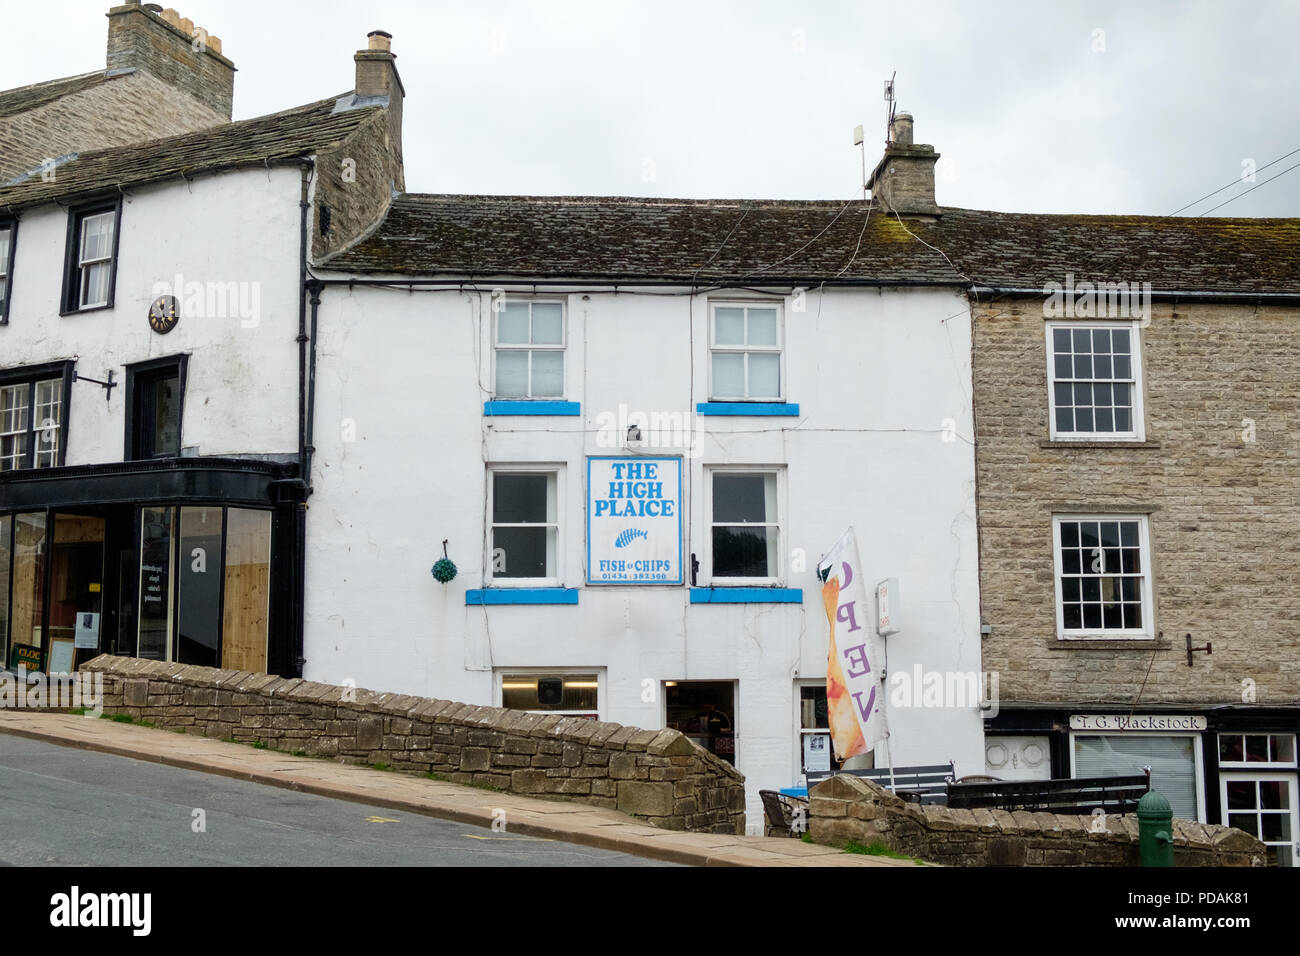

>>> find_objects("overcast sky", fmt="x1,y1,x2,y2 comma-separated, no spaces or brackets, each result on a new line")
6,1,1299,216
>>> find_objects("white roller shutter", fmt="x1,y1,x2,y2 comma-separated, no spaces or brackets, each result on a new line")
1074,734,1199,820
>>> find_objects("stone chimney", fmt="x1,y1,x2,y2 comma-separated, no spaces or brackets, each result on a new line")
868,111,941,217
106,2,235,119
354,30,405,176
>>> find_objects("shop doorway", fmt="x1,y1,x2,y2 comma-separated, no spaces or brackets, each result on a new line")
664,680,736,765
1221,772,1298,867
2,508,130,673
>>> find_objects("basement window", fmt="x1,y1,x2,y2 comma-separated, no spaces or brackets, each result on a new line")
498,671,600,719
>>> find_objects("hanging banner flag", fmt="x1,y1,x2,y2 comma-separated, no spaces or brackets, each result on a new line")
818,528,887,760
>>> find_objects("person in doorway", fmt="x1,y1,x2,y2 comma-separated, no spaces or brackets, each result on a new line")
694,702,732,736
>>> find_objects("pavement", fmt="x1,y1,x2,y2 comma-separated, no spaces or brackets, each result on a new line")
0,710,917,866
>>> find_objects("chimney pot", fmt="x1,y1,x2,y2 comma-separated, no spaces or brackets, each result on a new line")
891,111,914,146
368,30,393,52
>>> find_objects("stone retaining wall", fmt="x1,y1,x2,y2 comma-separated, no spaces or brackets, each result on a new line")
82,656,745,834
809,775,1266,866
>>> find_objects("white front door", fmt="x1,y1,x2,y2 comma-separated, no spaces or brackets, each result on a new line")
1220,771,1298,867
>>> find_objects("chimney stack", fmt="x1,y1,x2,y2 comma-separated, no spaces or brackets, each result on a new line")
354,30,405,187
868,111,940,216
106,2,235,119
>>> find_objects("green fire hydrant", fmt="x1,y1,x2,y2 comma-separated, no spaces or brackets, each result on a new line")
1137,789,1174,867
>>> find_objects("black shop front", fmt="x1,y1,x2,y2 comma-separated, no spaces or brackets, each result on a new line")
0,459,304,678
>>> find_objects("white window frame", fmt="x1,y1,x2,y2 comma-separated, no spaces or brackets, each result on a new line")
708,301,786,401
1045,320,1145,441
705,465,785,587
1069,730,1206,823
1218,771,1298,866
492,298,567,400
1052,513,1154,640
0,375,64,472
0,382,30,472
78,210,116,309
494,667,605,720
486,464,563,587
1217,733,1298,769
33,379,62,468
793,679,836,785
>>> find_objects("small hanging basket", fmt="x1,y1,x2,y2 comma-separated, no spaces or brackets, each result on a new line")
431,539,457,583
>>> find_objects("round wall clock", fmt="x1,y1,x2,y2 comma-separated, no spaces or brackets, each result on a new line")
148,295,179,334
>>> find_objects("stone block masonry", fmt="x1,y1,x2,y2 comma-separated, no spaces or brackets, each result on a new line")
974,300,1300,706
82,656,746,834
808,775,1267,866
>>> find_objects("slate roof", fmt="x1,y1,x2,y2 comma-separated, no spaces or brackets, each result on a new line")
0,95,381,208
324,194,1300,294
914,208,1300,295
323,195,964,285
0,71,124,118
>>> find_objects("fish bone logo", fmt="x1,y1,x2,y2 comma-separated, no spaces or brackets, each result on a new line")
613,528,649,549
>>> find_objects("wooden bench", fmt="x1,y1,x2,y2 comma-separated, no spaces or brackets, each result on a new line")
806,762,956,805
946,769,1150,815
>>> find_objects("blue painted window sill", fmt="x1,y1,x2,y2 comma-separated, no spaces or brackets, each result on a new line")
465,588,579,606
696,402,799,417
689,587,803,604
483,401,580,416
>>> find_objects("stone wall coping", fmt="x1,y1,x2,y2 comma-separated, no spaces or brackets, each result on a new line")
808,771,1266,863
82,654,744,783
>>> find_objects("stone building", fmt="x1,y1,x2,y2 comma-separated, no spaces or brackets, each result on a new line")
0,3,236,182
914,210,1300,865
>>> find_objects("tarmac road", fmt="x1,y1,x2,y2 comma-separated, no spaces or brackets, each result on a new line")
0,735,676,867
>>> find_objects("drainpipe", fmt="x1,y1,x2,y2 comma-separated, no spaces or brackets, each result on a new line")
304,280,323,493
291,164,314,677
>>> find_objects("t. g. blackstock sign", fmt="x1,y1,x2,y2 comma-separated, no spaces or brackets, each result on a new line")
1069,714,1208,732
